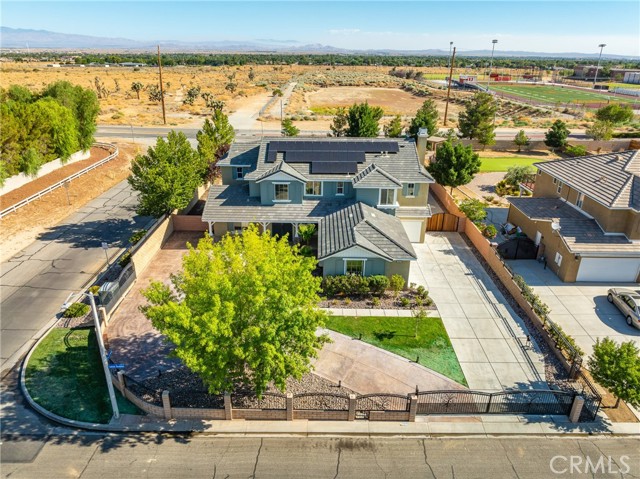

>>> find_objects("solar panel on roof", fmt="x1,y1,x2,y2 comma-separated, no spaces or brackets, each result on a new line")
311,161,358,174
285,151,365,163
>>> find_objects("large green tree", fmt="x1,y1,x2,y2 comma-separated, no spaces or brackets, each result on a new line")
141,227,328,396
346,102,383,137
128,131,203,217
588,338,640,408
427,140,481,193
196,109,235,182
457,92,497,149
409,99,439,138
330,107,348,137
595,103,634,125
544,119,570,151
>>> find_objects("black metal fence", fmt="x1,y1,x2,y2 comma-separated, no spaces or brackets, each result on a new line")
293,392,350,411
232,392,287,410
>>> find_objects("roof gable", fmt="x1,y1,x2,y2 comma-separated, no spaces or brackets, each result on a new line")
254,161,307,184
352,164,403,189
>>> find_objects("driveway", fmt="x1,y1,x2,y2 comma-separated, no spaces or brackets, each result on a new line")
506,259,640,358
410,233,546,391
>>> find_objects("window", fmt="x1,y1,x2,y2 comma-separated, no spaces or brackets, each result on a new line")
379,189,395,206
555,252,563,266
235,167,244,179
305,181,322,196
336,181,344,195
557,181,563,194
576,193,584,209
345,259,365,276
274,183,289,201
537,169,542,176
552,177,557,184
406,183,416,197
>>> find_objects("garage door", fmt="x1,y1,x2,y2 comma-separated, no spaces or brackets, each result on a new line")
577,258,640,282
401,220,424,243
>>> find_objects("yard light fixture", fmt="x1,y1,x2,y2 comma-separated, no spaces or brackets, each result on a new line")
593,43,606,88
486,39,498,89
62,290,120,420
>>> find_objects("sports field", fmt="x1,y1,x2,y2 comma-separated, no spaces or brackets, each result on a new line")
489,84,637,105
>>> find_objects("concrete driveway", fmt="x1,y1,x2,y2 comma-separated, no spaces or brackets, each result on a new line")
506,259,640,358
410,233,546,391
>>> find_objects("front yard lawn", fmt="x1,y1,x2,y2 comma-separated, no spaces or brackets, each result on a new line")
324,315,467,386
25,328,141,423
479,156,546,172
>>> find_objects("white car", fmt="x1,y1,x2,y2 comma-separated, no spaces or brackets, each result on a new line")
607,288,640,329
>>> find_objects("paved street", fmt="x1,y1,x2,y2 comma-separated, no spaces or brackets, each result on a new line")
410,233,546,390
2,434,638,478
0,180,152,374
506,260,640,357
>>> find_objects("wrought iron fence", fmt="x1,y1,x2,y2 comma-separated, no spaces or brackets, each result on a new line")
293,392,350,411
231,392,287,410
416,390,575,416
355,394,409,412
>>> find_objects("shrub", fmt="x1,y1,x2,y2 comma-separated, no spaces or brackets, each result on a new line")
299,245,314,257
389,274,405,296
564,144,587,157
495,179,520,197
416,285,429,300
458,198,487,223
322,274,369,297
547,321,584,357
118,251,132,268
129,229,148,245
481,224,498,239
63,302,90,318
399,297,411,308
89,285,100,295
371,297,381,308
368,275,390,296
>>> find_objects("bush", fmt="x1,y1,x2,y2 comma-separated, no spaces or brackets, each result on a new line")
89,285,100,295
299,245,314,257
481,223,498,239
495,179,519,197
63,302,90,318
458,198,487,223
129,229,148,245
368,275,390,296
399,297,411,308
415,284,429,300
118,251,131,268
371,297,381,308
563,144,587,157
389,274,405,296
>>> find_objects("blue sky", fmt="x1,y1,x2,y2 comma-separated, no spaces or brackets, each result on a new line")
3,1,639,55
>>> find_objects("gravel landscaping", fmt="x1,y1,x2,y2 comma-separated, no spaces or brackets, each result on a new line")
319,289,437,310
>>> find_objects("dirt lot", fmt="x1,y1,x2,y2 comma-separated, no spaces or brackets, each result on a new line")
0,141,139,261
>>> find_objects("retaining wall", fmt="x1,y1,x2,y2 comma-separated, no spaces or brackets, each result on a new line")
172,215,208,231
129,215,174,275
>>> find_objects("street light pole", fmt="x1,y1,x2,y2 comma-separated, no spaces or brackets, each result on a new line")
593,43,606,89
486,39,498,90
448,41,453,67
87,292,120,420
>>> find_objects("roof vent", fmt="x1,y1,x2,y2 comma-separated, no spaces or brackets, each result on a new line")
600,175,607,183
614,154,622,161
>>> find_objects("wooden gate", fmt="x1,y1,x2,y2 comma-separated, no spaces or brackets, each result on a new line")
426,213,459,232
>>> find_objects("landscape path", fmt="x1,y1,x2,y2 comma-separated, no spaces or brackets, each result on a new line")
410,233,546,391
0,180,152,375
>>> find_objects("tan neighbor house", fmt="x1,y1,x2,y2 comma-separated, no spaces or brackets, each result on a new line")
506,150,640,282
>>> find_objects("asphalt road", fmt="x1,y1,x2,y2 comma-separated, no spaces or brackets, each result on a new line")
1,434,638,478
96,125,589,142
0,180,152,375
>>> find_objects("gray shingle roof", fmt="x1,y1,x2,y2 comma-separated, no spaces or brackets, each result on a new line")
243,137,434,183
254,160,307,183
352,164,403,189
509,197,640,255
202,184,355,223
318,203,417,261
535,150,640,211
217,141,261,167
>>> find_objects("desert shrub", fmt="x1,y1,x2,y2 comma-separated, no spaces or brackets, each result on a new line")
495,179,519,197
564,144,587,157
63,302,90,318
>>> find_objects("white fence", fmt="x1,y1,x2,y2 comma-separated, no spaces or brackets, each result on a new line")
0,143,119,219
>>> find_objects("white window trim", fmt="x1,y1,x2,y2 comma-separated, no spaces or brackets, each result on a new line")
378,188,398,208
336,181,345,196
235,167,244,180
555,252,563,266
343,258,367,276
305,180,323,197
552,177,557,184
556,181,563,194
406,183,416,198
576,192,584,209
273,182,291,202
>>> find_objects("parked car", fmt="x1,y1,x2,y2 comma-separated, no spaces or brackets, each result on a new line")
607,288,640,329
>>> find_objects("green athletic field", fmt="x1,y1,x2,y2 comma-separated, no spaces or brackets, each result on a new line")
489,84,637,105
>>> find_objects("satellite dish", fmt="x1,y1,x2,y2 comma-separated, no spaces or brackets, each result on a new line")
551,222,561,232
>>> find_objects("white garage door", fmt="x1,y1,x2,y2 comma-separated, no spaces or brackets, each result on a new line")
577,258,640,282
401,220,423,243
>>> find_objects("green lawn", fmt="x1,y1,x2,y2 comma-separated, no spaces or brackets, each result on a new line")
324,315,467,386
479,156,547,172
25,328,141,423
489,84,637,105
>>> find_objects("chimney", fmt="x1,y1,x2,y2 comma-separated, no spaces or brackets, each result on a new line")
416,128,429,164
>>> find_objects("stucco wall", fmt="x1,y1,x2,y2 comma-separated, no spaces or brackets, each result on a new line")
385,260,411,285
355,188,380,207
260,181,303,205
398,183,429,208
130,215,174,276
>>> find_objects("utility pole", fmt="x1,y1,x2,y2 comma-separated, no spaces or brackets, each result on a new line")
157,45,167,125
444,47,456,126
593,43,606,89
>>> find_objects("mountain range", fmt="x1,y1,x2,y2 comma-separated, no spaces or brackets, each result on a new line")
1,27,637,59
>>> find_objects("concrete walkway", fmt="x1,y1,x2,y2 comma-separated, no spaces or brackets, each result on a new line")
313,330,465,395
410,233,547,391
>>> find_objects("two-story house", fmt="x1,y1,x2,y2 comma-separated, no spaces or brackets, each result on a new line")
202,137,435,283
506,150,640,282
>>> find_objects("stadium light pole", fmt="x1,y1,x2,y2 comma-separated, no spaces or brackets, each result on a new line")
486,39,498,90
593,43,606,89
448,41,453,67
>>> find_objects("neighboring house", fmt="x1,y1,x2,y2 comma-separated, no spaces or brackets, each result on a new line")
508,150,640,282
202,136,435,282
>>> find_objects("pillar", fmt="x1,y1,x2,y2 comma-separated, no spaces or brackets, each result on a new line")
117,370,126,394
162,390,172,420
208,222,213,236
224,392,232,420
286,393,293,421
348,394,357,421
569,396,585,423
408,394,418,422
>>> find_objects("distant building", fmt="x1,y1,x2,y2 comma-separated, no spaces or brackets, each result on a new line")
119,62,146,67
623,71,640,84
573,65,600,79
